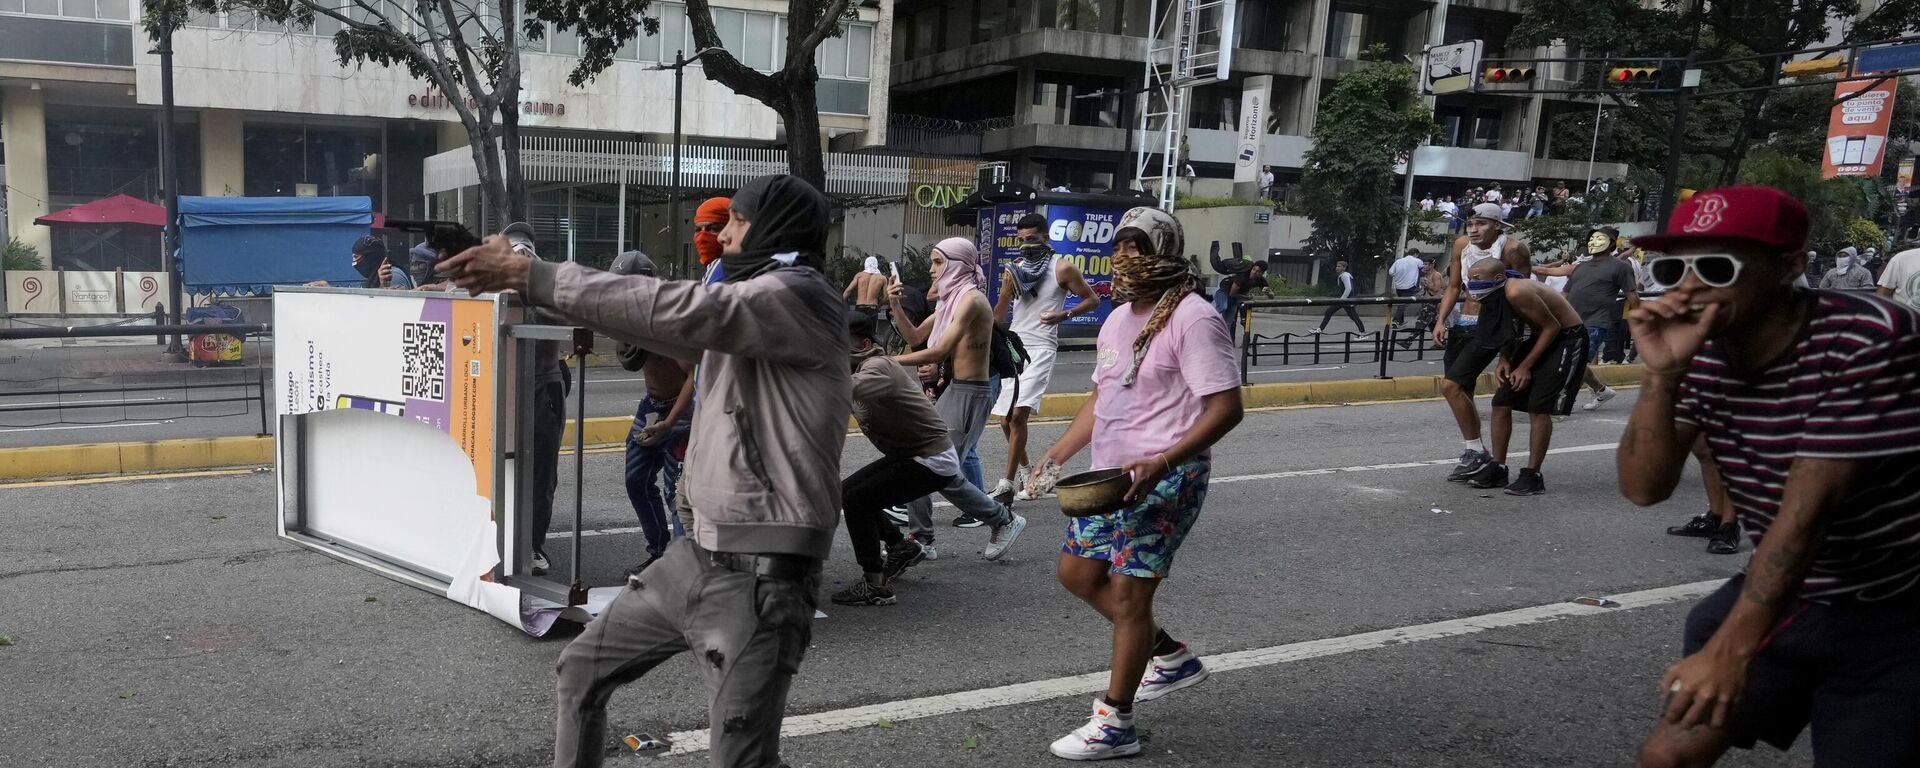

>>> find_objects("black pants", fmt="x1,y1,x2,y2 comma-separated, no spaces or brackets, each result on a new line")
530,377,568,557
842,454,948,574
1318,303,1365,333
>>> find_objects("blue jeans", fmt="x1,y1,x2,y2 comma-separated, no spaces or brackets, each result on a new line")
624,395,688,558
1584,325,1609,365
960,377,1001,491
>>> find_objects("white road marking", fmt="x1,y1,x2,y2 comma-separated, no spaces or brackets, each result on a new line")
0,420,165,434
658,579,1722,756
1247,366,1347,374
0,396,171,408
557,443,1619,536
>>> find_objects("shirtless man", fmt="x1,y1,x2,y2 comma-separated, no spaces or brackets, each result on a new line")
990,213,1099,503
889,237,1005,554
1432,202,1533,483
1461,258,1587,495
612,249,696,572
845,256,891,321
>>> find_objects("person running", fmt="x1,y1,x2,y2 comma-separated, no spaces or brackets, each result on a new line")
1459,258,1587,495
1311,260,1365,334
1433,202,1533,483
1818,246,1875,290
1027,207,1244,761
611,250,691,572
1620,185,1920,768
844,255,892,315
834,311,1026,606
1532,227,1638,412
441,175,850,768
989,212,1099,504
888,237,996,556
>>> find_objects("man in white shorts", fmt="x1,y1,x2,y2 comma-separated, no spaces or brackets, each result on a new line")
989,212,1100,504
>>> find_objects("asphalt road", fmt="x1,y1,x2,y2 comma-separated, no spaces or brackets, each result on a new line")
0,391,1816,767
0,312,1454,449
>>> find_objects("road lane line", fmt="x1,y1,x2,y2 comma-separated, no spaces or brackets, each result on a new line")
0,467,257,490
0,421,165,434
555,443,1620,538
657,578,1722,756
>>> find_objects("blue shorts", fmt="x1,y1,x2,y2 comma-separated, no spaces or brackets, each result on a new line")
1584,325,1609,364
1062,456,1210,579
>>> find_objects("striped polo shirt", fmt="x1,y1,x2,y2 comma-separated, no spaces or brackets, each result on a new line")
1676,289,1920,605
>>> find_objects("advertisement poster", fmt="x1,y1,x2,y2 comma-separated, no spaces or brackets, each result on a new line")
62,271,118,315
1823,76,1898,178
1900,157,1915,191
121,272,170,314
1043,205,1120,327
1234,76,1271,184
980,203,1034,310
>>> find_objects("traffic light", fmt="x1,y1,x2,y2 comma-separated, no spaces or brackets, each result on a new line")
1483,66,1535,84
1781,57,1846,78
1608,66,1663,85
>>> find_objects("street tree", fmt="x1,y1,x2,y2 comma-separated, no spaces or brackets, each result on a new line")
1299,51,1438,283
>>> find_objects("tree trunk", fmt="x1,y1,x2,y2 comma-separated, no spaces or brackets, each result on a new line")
781,76,827,190
1719,89,1770,186
497,0,528,224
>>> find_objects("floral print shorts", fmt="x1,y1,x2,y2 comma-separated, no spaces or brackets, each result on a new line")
1061,456,1209,578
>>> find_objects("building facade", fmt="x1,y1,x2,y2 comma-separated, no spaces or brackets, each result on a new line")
1,0,890,273
885,0,1629,205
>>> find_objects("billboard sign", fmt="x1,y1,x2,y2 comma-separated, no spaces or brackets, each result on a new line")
1823,76,1899,178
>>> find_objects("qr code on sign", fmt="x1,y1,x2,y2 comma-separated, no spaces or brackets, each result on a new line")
402,321,448,401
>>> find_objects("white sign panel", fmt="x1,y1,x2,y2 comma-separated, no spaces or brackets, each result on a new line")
1426,40,1483,95
63,271,120,315
121,272,170,314
1235,76,1271,184
3,270,58,314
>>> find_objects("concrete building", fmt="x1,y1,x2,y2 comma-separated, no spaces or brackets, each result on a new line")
1,0,899,274
884,0,1630,204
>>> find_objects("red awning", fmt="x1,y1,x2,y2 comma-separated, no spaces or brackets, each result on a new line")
34,194,166,229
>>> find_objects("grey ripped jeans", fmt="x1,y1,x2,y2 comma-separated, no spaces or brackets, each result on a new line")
552,538,819,768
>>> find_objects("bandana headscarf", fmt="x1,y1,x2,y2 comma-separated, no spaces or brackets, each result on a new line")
1835,246,1858,275
863,255,883,275
929,236,984,347
1111,206,1191,387
722,177,826,283
694,196,732,267
1010,242,1054,296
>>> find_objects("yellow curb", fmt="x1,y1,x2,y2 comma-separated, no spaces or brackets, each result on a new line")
0,365,1650,482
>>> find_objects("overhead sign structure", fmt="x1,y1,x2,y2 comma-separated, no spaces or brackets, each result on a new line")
1426,40,1482,95
1823,74,1899,178
1857,42,1920,75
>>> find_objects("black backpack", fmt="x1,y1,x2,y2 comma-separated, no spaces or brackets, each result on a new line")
989,324,1032,404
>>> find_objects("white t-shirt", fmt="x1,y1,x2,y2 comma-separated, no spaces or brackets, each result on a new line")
1390,256,1422,290
1485,189,1503,204
1878,248,1920,309
1420,198,1436,211
1440,201,1458,218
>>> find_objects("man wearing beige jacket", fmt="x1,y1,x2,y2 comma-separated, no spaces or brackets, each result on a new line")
441,174,850,768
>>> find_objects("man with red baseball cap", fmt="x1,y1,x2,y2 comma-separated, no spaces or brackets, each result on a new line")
1619,185,1920,768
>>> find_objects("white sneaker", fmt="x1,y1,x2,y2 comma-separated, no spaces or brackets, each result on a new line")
530,551,550,576
1136,644,1209,702
989,478,1016,506
1582,386,1617,411
982,512,1027,560
1048,699,1140,761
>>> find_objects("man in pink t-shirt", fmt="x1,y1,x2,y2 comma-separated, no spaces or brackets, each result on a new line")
1029,207,1245,761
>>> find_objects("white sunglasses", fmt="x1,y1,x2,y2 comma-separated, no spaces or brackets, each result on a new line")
1644,253,1744,289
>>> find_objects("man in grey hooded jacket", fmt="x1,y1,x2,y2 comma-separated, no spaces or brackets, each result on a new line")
440,174,850,768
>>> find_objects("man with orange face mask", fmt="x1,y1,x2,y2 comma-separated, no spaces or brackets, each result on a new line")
695,196,731,284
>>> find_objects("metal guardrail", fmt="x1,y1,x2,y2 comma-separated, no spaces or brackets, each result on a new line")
1234,297,1444,385
0,322,274,435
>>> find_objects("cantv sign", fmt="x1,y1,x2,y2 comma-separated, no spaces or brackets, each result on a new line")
912,184,971,209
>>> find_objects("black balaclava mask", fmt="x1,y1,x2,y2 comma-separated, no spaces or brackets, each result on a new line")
723,174,830,283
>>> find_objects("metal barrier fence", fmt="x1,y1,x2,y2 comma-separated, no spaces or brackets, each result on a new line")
0,323,274,436
1234,297,1444,385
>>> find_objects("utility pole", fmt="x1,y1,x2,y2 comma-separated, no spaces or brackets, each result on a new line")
1657,0,1707,232
651,47,721,277
155,25,185,360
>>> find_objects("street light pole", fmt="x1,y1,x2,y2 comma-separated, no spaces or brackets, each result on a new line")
155,27,185,360
652,47,722,278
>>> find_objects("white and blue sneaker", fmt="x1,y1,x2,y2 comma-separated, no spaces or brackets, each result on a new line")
1446,450,1491,483
1135,643,1209,702
1049,698,1141,761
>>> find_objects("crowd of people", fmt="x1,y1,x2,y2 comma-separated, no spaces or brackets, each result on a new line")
1421,178,1648,234
348,174,1920,768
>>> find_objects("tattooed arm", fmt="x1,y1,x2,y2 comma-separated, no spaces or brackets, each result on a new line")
1658,458,1851,730
1617,370,1698,506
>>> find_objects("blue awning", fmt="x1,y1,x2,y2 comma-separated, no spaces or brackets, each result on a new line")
177,196,373,294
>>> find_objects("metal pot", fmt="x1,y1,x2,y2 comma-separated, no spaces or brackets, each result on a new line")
1056,468,1130,517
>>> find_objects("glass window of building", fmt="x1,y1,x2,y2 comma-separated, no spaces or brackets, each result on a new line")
846,23,871,79
713,8,743,51
817,32,847,78
1325,10,1365,59
550,23,581,55
773,15,786,68
243,122,384,210
1436,106,1466,147
742,12,774,70
1235,0,1292,52
1188,84,1238,131
1033,72,1124,128
974,0,1005,44
0,0,20,12
1044,0,1123,34
23,0,56,15
1473,109,1503,150
912,8,939,59
941,1,968,50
